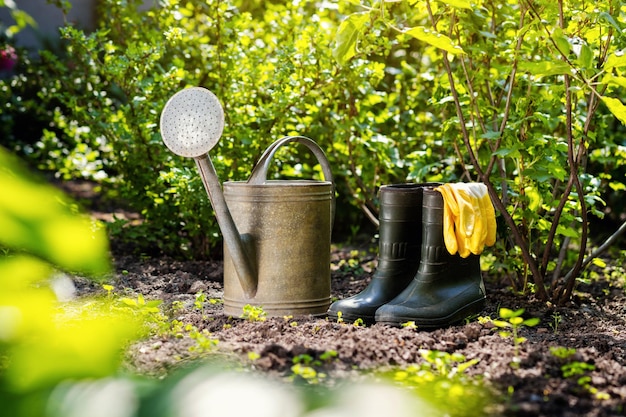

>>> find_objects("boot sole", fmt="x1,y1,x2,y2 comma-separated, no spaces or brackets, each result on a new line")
375,296,486,329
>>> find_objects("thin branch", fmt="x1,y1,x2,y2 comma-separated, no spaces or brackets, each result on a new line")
424,0,547,300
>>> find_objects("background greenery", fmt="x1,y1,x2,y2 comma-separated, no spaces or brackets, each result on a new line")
2,0,625,298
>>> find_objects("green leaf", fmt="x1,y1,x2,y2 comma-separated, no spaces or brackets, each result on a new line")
492,320,510,328
602,96,626,125
552,29,570,56
404,26,465,55
523,318,540,327
577,44,593,69
603,75,626,89
605,53,626,70
500,307,524,319
332,12,370,65
518,61,572,78
438,0,472,9
556,224,580,238
0,148,110,276
121,298,138,307
591,258,607,268
597,12,622,32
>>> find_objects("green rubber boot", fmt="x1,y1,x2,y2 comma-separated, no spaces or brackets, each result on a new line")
328,183,437,324
375,187,486,328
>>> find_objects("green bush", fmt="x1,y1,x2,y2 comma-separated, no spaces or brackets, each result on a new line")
20,0,414,257
333,0,626,303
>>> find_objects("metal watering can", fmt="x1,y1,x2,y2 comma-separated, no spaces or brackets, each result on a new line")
160,87,334,317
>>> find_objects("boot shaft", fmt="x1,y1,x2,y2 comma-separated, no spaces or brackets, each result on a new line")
376,183,441,274
418,188,481,282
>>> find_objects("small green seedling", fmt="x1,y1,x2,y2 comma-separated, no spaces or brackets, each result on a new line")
401,321,418,329
353,317,365,327
120,293,162,314
102,284,114,297
492,308,540,368
290,350,338,384
549,311,562,334
240,304,267,322
193,291,207,310
335,310,344,324
549,346,609,399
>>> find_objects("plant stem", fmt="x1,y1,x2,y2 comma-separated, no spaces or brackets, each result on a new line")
424,0,547,301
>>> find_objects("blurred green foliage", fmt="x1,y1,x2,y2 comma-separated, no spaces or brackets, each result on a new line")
0,147,141,417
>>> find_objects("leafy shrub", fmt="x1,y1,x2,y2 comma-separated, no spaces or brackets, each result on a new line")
333,0,626,303
23,0,412,257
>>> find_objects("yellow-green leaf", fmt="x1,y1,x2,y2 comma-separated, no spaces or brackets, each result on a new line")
518,61,572,78
438,0,472,9
603,74,626,89
404,26,465,55
523,317,540,327
602,96,626,125
333,12,370,65
605,52,626,70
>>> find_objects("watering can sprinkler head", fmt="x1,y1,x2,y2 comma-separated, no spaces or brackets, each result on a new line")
159,87,258,298
160,87,224,158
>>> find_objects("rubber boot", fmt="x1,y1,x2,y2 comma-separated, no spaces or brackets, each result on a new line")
375,187,486,328
328,183,437,324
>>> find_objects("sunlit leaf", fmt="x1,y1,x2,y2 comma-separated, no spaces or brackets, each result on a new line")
333,12,370,65
602,96,626,125
524,186,542,211
0,148,110,276
518,61,572,78
577,44,593,69
591,258,607,268
438,0,472,9
605,52,626,70
602,75,626,89
523,317,540,327
597,12,622,32
404,26,465,55
556,224,579,238
552,29,570,56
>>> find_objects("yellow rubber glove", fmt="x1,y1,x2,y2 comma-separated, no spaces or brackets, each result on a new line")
436,183,496,257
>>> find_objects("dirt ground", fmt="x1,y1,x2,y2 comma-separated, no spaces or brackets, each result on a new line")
88,246,625,417
59,180,626,416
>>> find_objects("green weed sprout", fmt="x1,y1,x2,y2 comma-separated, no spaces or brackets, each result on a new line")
549,311,562,334
386,350,492,416
241,304,267,322
549,346,610,400
492,308,540,368
335,310,344,324
290,351,338,384
401,321,418,329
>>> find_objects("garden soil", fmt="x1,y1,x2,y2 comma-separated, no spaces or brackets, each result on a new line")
64,182,626,417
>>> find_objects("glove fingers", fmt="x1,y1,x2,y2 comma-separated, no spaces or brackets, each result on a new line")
437,183,497,257
442,200,458,255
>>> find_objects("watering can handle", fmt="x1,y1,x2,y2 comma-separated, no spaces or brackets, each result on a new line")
248,136,333,185
248,136,335,231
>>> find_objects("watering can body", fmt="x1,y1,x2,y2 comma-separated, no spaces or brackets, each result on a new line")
222,137,334,317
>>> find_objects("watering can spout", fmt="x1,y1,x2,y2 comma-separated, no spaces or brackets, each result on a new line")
195,156,258,299
159,87,258,299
